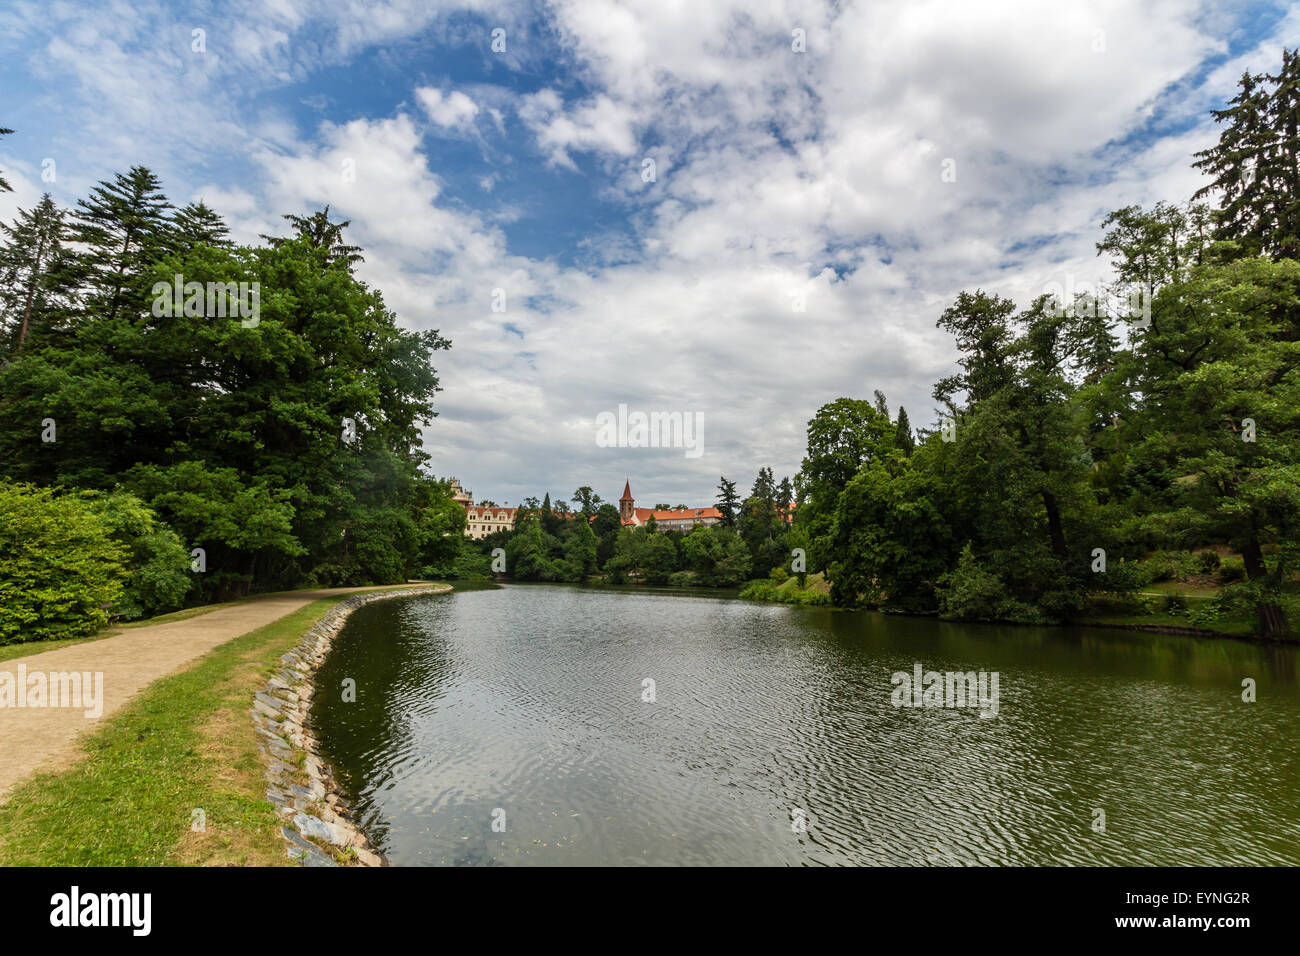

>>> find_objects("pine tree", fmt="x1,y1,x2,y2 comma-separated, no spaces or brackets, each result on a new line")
751,466,776,504
0,194,72,354
170,201,231,253
71,166,173,322
776,476,794,519
894,406,914,456
716,476,740,527
1192,68,1278,257
262,205,363,269
0,127,13,193
1267,48,1300,259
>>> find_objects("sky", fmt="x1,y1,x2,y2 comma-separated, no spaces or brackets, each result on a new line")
1,0,1297,509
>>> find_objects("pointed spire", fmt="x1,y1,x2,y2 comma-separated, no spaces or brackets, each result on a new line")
620,478,633,501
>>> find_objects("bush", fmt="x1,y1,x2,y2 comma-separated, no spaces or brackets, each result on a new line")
0,483,129,644
1143,550,1196,583
1162,594,1188,615
668,571,695,588
1218,556,1246,582
769,565,790,584
81,489,191,620
1193,551,1222,574
935,544,1043,623
1093,558,1150,593
740,578,831,606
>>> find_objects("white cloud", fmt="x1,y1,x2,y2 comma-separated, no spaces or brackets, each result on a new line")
0,0,1292,506
416,87,481,129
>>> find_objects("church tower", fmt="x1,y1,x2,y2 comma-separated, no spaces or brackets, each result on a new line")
619,478,635,524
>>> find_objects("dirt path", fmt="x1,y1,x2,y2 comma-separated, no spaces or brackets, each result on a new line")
0,585,443,798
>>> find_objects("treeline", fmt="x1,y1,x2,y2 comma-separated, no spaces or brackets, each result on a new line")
793,52,1300,639
462,470,809,588
0,158,465,642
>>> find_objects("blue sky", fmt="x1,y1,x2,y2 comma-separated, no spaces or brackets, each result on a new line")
1,0,1297,509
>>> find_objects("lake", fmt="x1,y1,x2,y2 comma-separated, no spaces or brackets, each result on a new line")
311,584,1300,866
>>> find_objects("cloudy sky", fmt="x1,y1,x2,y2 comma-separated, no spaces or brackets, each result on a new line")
1,0,1295,508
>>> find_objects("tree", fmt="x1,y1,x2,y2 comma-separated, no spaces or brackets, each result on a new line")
1125,256,1300,638
894,406,915,456
572,486,602,516
0,194,72,354
71,166,173,323
170,201,231,253
796,397,895,571
0,171,452,599
0,128,12,193
776,476,794,508
715,476,741,527
826,448,953,610
641,533,679,585
563,518,598,581
1192,52,1300,260
262,205,363,270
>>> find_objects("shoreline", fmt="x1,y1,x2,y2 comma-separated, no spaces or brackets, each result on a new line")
252,583,453,867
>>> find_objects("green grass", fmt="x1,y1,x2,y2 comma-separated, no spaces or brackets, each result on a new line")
740,573,833,606
0,595,351,866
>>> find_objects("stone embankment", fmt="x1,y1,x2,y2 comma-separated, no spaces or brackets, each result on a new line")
251,585,451,867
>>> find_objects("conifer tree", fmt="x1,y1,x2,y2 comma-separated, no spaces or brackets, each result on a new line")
262,205,363,269
1193,64,1285,257
170,200,231,253
0,194,71,354
0,127,13,193
894,406,914,456
716,476,740,527
71,166,172,322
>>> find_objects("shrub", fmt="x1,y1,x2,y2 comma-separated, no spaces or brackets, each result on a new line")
769,565,790,584
1093,558,1149,593
668,571,695,588
1162,594,1188,615
935,544,1043,623
1143,550,1196,583
1192,551,1222,574
0,483,128,644
1218,556,1246,582
81,489,191,620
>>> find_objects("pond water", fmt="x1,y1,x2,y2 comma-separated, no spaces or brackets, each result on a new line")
311,584,1300,866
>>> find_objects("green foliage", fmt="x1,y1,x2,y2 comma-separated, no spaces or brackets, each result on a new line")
80,488,191,620
935,544,1043,624
0,168,456,611
0,483,128,644
740,574,832,606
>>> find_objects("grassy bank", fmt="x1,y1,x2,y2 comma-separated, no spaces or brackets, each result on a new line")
0,595,356,866
740,573,833,606
738,568,1294,641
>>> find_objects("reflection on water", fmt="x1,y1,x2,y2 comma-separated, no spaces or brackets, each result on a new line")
311,584,1300,866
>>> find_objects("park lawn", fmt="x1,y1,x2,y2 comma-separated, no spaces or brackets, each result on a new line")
0,595,351,866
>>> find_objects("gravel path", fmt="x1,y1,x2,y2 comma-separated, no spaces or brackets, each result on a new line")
0,585,442,798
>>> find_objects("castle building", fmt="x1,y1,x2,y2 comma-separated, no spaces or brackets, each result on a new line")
618,480,723,531
450,478,518,540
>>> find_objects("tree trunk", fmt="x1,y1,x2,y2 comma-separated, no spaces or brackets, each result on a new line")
1242,536,1292,640
1042,491,1068,558
17,230,47,349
